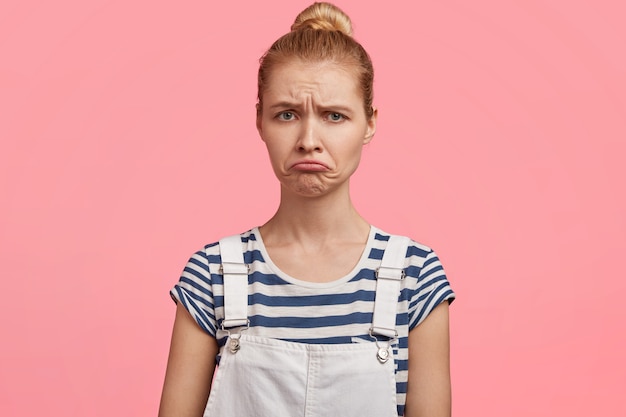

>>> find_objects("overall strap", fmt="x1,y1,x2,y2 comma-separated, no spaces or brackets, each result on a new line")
218,234,249,328
371,235,411,339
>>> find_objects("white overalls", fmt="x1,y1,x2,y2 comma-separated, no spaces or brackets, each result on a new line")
203,234,410,417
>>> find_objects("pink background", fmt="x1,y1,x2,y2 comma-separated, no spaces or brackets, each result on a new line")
1,1,625,416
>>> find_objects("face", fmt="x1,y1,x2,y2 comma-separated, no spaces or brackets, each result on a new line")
257,60,377,198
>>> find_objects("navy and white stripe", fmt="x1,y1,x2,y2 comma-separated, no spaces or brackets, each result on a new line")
171,226,455,416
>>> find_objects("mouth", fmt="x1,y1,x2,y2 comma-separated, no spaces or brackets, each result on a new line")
290,160,330,172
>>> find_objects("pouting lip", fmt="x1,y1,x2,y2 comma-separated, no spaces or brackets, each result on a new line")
290,159,330,170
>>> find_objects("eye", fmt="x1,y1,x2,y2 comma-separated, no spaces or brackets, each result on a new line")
277,111,295,121
327,112,346,122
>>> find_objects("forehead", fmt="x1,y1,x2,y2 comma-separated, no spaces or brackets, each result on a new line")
263,60,362,103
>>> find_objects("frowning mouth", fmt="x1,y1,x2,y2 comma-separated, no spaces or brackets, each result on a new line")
290,160,330,171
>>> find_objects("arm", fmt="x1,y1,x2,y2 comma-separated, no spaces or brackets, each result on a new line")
159,302,219,417
404,301,452,417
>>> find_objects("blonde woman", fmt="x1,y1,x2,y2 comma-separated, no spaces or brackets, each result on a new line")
159,3,455,416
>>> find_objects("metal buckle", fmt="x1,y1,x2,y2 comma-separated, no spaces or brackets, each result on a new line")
221,320,250,354
375,266,405,280
219,263,250,275
368,328,397,364
221,319,250,332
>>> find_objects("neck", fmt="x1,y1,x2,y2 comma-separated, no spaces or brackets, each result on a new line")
260,183,370,245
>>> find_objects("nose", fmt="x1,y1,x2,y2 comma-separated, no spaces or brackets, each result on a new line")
296,117,322,153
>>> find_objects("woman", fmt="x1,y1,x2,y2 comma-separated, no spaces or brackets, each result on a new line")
159,3,455,417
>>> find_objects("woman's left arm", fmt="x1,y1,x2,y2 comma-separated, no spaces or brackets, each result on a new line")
404,301,452,417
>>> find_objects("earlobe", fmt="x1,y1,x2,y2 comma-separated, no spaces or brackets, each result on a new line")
363,107,378,144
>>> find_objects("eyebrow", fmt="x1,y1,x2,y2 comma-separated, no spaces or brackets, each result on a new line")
267,101,354,114
267,101,300,110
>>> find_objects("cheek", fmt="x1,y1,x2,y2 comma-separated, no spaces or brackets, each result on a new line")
263,139,287,169
344,135,367,167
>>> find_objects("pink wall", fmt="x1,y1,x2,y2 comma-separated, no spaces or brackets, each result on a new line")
1,1,624,416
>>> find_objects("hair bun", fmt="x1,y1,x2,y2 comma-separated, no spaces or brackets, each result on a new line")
290,2,353,36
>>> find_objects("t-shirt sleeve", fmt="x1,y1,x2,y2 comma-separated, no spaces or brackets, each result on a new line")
170,249,218,337
407,248,455,330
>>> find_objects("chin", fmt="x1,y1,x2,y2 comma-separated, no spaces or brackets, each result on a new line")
288,178,330,197
293,185,328,197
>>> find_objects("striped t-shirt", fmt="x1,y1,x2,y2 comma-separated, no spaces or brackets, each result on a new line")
171,226,455,416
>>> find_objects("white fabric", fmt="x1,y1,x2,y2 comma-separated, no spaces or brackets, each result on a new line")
371,236,410,338
204,334,398,417
219,235,249,328
206,234,410,416
173,228,455,416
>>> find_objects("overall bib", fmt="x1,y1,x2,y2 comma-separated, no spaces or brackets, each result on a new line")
203,235,410,417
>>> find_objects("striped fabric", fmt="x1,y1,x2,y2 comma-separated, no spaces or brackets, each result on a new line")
171,226,455,416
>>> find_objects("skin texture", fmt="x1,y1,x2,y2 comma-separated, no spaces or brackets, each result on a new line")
405,302,452,417
255,60,378,283
257,60,376,200
159,58,452,417
158,303,218,417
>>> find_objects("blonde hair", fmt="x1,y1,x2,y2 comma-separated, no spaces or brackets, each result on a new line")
257,2,375,118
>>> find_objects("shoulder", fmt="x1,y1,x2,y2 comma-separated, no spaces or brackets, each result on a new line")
371,226,455,304
186,228,258,274
371,226,437,268
193,228,259,264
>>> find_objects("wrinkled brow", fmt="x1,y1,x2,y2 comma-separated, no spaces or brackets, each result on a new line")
268,101,354,114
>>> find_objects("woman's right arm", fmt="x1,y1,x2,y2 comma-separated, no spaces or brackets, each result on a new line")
159,302,219,417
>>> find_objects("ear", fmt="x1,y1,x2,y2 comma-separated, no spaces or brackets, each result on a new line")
256,102,263,138
363,107,378,144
